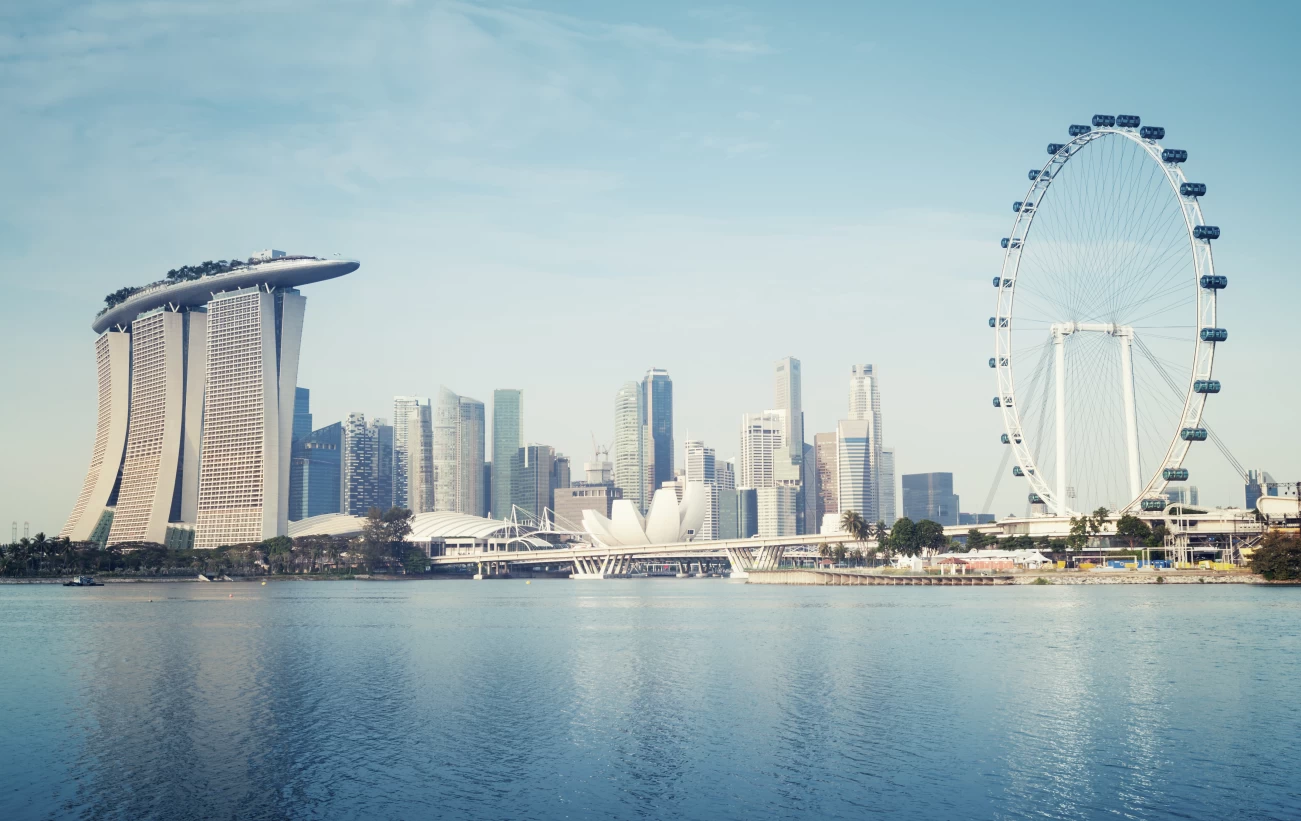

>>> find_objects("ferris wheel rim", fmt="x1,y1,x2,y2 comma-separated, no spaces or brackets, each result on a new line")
992,125,1219,517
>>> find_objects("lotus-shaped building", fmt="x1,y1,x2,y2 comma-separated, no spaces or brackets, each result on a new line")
582,484,706,547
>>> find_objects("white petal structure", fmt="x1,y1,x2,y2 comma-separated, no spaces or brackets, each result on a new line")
583,484,708,547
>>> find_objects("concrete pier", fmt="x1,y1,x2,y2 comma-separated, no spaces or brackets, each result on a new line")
746,570,1012,586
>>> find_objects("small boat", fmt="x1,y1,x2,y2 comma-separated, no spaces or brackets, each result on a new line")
63,576,104,587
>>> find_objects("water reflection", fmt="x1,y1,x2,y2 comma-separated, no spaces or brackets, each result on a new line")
0,582,1298,820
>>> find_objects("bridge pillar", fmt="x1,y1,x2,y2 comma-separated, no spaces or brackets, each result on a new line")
571,553,632,580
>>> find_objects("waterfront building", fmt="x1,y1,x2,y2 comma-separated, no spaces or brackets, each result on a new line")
406,402,435,513
63,253,358,547
958,513,996,525
644,368,674,503
482,462,492,517
289,421,341,521
613,382,646,513
293,388,312,442
342,412,378,516
880,446,897,525
511,444,555,519
491,389,523,519
902,472,959,526
814,432,838,526
846,364,885,523
392,396,429,509
836,419,873,523
100,308,206,545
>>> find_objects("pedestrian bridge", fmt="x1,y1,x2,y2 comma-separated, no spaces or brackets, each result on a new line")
431,532,867,579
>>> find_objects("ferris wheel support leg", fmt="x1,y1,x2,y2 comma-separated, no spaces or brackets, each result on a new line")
1054,331,1068,515
1119,331,1142,503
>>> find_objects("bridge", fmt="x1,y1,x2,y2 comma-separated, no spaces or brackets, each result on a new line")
432,531,868,579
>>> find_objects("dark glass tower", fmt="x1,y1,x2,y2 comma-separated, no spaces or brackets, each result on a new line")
643,369,673,496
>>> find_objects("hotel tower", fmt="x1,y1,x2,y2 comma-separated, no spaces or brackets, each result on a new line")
61,252,360,549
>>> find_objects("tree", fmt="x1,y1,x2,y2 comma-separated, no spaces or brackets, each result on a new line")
261,535,293,573
849,547,865,567
1115,515,1152,549
831,544,848,565
913,519,947,556
889,517,916,557
403,544,429,574
1250,531,1301,581
1089,507,1110,537
361,507,415,570
963,529,987,553
840,510,868,544
1067,515,1089,552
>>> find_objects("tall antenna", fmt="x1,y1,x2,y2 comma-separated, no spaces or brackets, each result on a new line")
23,521,30,539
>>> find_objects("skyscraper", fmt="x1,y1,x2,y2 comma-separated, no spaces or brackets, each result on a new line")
342,412,378,516
512,444,555,519
613,382,645,512
293,387,312,443
194,286,305,548
814,432,838,531
63,254,358,548
372,418,394,510
491,389,523,519
848,364,886,523
902,472,959,526
836,419,873,523
434,387,460,513
289,421,341,521
644,368,674,497
739,411,785,488
458,396,486,516
684,439,720,539
392,395,429,509
406,402,435,513
880,447,897,525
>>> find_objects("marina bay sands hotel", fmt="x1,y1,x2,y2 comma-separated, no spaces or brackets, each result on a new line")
60,252,360,550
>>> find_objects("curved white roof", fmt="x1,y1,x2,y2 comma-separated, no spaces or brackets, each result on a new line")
94,256,359,333
288,511,527,542
288,513,366,538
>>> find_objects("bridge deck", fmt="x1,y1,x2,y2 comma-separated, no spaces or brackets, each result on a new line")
745,569,1012,586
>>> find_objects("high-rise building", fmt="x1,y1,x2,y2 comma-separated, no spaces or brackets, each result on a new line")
433,387,460,512
392,396,429,509
739,411,785,489
684,440,720,539
717,458,736,491
458,396,486,516
644,368,674,499
342,412,379,516
293,387,312,443
737,488,759,538
848,364,886,524
289,421,341,521
773,356,808,533
103,309,206,546
880,447,897,525
552,455,571,495
372,418,394,510
757,486,797,536
814,432,838,531
63,254,358,548
491,389,523,519
613,382,646,512
406,402,435,513
1162,486,1200,507
511,444,555,519
902,472,959,526
836,419,874,523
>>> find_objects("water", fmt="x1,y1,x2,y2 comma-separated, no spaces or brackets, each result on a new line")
2,580,1298,821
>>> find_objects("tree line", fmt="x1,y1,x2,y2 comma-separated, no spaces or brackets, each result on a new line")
1,507,420,578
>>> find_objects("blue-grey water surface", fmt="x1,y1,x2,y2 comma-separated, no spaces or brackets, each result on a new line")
2,580,1298,820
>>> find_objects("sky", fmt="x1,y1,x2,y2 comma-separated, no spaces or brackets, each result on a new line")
2,0,1299,535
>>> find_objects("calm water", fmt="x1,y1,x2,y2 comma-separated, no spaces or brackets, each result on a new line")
2,580,1298,820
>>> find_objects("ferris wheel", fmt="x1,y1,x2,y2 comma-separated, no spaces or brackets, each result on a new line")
991,115,1223,517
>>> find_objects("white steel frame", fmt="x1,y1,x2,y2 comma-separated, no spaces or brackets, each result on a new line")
993,127,1218,516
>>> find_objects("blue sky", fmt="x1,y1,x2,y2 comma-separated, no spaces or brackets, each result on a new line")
2,0,1298,533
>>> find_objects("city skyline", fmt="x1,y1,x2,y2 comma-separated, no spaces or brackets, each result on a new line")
5,2,1299,532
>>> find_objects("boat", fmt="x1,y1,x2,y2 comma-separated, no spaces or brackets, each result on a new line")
63,576,103,587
